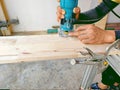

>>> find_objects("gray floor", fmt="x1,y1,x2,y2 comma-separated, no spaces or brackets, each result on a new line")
0,59,101,90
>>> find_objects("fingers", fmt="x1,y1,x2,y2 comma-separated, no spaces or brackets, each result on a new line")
68,25,89,37
81,39,95,44
56,1,81,21
57,6,65,22
57,0,61,22
78,34,89,41
69,30,86,37
73,7,80,14
68,31,80,36
57,0,60,2
61,9,65,14
75,24,95,31
69,31,95,44
73,7,80,19
68,24,98,44
69,25,95,37
78,34,95,44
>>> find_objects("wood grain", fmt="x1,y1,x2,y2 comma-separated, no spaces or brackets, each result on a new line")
0,34,113,64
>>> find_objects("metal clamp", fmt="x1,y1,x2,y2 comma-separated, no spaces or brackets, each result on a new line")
70,39,120,65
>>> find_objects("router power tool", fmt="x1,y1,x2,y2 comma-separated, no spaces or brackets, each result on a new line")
59,0,78,37
58,0,119,37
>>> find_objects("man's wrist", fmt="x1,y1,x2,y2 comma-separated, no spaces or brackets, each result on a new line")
104,30,115,43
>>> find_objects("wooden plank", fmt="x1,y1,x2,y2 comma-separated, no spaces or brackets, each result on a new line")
0,0,12,35
0,34,114,64
13,31,48,36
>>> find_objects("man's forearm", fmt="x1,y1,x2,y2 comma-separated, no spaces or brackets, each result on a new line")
74,0,119,24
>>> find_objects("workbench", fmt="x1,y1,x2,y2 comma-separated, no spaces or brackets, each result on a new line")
0,34,112,64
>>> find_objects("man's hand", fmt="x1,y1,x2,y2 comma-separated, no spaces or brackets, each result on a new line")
57,0,80,22
69,24,115,44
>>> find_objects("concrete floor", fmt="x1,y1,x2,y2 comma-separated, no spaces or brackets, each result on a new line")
0,59,101,90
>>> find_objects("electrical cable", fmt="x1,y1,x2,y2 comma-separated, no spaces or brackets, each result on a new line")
74,0,119,24
103,0,120,19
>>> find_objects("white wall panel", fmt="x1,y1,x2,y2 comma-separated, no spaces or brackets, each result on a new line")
3,0,120,32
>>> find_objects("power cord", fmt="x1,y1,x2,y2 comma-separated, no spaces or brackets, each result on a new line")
103,0,120,19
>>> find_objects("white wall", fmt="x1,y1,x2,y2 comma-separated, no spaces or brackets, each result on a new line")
107,5,120,23
4,0,59,32
4,0,120,32
3,0,92,32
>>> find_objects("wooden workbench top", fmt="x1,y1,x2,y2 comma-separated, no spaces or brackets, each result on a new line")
0,34,112,64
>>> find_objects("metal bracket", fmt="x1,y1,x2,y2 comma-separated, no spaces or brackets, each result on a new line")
70,39,120,90
70,39,120,65
0,19,19,28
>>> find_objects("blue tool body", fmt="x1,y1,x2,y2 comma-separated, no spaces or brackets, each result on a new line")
59,0,78,37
